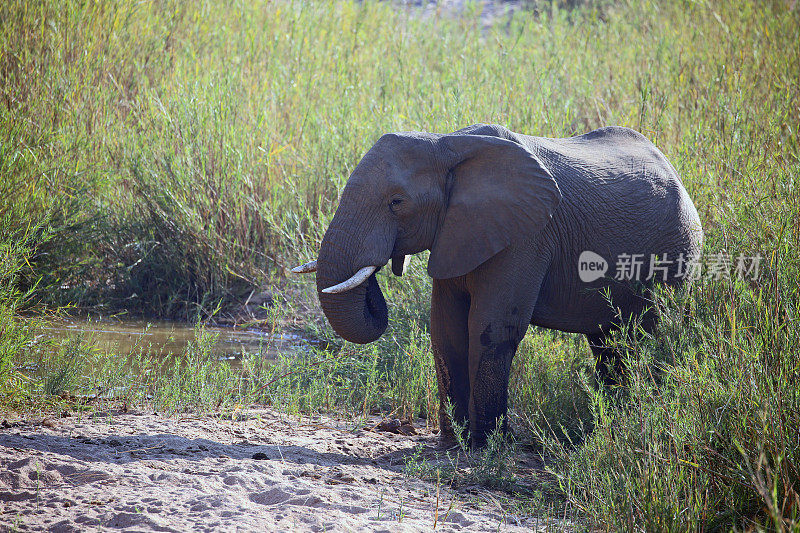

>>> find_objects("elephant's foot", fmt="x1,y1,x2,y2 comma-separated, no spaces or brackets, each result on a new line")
469,431,489,449
438,427,490,450
438,417,516,449
435,432,461,450
468,415,515,449
437,412,469,449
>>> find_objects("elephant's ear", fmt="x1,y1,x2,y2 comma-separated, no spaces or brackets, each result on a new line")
427,134,561,279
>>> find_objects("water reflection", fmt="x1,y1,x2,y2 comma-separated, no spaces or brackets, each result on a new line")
41,319,301,369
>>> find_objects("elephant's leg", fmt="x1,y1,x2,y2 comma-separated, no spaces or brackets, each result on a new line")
466,302,532,447
587,308,660,387
586,331,624,387
466,258,545,447
430,279,470,442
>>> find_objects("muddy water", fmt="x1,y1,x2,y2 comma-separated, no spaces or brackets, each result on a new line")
41,319,304,369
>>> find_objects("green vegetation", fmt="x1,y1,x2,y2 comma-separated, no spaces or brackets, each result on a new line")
405,405,520,492
1,0,798,530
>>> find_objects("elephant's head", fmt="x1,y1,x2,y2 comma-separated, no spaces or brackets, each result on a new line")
293,126,562,344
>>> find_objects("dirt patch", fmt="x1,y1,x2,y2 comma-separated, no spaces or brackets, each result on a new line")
0,408,568,531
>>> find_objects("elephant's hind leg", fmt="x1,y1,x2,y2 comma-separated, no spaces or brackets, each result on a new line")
587,306,660,387
586,332,625,387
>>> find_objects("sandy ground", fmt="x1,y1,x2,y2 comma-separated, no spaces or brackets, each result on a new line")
0,407,567,532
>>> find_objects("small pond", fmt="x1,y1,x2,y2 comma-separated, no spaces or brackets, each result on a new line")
40,319,307,369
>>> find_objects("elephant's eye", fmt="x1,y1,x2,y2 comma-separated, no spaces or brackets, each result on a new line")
388,198,403,210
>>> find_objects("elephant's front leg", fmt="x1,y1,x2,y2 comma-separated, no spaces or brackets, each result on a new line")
466,304,531,447
465,256,545,447
430,279,470,443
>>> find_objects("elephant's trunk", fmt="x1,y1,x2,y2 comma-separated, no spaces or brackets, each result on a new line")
315,227,388,345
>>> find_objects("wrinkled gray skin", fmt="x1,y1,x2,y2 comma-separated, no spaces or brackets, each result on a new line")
314,124,703,446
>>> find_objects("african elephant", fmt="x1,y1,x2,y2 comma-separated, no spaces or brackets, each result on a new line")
293,124,703,446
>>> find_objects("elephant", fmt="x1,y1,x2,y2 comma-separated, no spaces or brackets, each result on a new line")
292,123,703,446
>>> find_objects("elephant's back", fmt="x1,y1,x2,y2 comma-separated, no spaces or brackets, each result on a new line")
526,127,701,245
527,126,682,190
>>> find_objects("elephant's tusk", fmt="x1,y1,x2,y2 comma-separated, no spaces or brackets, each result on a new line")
321,266,378,294
291,260,317,274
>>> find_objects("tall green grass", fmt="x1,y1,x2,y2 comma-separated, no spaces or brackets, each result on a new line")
4,0,793,318
2,0,798,529
529,281,799,530
0,231,37,401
